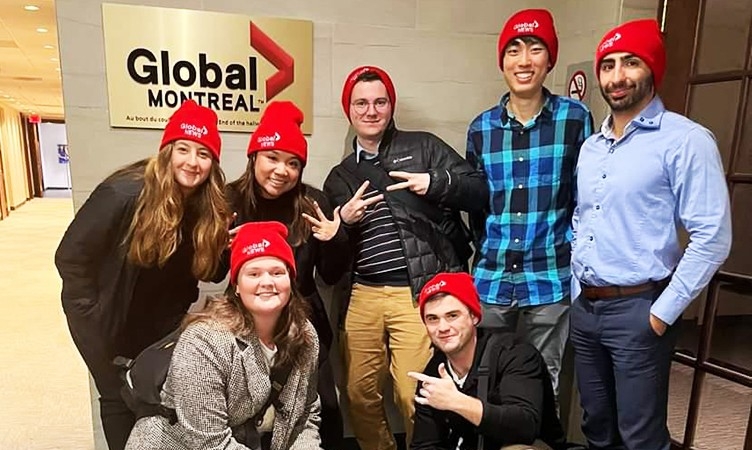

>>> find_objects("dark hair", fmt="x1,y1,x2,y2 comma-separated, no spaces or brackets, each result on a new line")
355,71,384,84
504,35,546,51
226,155,315,247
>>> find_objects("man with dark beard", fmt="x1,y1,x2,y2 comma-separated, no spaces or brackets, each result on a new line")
570,19,732,450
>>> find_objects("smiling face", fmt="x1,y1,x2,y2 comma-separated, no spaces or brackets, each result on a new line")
501,37,550,98
236,256,292,317
348,80,393,143
169,139,213,196
598,52,655,118
422,294,478,358
253,150,302,199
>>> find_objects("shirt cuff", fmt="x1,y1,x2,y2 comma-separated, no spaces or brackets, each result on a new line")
650,284,688,325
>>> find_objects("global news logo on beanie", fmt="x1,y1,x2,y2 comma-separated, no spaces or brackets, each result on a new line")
513,20,539,34
257,132,281,148
599,32,622,52
242,239,271,256
424,280,447,297
180,123,209,139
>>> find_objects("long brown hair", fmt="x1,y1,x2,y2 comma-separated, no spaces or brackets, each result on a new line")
226,155,315,247
120,145,230,280
183,272,312,369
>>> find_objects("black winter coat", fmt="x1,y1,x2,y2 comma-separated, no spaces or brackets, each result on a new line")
412,330,566,450
55,175,201,369
323,122,488,300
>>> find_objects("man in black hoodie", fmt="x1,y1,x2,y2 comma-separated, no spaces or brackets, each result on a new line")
410,272,566,450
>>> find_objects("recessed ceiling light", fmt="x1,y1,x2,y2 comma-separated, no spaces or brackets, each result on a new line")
50,57,58,62
43,45,54,49
55,67,60,71
36,27,48,33
24,5,40,11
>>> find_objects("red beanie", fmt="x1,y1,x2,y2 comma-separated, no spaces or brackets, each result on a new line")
498,9,558,71
230,221,296,283
341,65,397,121
160,100,221,160
595,19,666,87
419,272,482,321
247,101,308,164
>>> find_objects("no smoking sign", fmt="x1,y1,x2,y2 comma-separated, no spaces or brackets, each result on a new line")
568,70,587,101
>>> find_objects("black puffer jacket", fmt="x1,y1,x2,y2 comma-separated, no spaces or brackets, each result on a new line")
323,122,488,300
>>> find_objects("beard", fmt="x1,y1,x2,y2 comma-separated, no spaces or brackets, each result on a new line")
600,74,654,112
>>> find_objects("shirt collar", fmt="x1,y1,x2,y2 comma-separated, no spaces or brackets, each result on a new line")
445,360,469,388
599,95,665,140
355,139,380,163
499,87,554,127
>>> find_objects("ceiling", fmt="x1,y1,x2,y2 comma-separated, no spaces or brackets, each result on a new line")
0,0,62,119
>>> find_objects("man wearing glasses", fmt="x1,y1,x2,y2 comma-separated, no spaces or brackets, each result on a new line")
324,65,488,450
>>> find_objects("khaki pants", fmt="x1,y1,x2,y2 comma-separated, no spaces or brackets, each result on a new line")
342,283,432,450
500,439,553,450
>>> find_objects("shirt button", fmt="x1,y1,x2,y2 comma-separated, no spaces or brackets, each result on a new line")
589,236,594,241
639,117,645,122
512,264,518,269
514,238,520,243
518,157,523,162
595,205,601,210
602,174,607,179
518,184,523,189
516,212,522,217
584,266,590,272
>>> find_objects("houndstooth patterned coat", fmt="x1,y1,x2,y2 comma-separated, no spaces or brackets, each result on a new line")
125,319,322,450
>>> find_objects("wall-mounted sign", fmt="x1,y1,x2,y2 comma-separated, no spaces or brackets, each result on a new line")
102,3,313,133
568,70,587,101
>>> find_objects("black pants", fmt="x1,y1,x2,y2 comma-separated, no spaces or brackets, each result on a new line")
318,348,344,450
67,314,181,450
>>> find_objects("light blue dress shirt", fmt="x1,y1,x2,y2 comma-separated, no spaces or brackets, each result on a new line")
572,96,732,325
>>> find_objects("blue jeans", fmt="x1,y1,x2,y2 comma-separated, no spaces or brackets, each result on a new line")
570,289,679,450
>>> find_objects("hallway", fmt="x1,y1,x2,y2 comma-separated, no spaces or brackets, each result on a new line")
0,198,94,450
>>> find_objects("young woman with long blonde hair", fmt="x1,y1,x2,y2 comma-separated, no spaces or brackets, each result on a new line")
55,100,230,450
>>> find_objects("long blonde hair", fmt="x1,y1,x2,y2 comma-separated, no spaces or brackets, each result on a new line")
123,144,229,280
183,277,312,368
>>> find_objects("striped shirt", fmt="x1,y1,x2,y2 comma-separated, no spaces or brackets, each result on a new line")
467,89,592,307
352,156,409,286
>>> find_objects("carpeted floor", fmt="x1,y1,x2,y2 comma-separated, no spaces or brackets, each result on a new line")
0,198,94,450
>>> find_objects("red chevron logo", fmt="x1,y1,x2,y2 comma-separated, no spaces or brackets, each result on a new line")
250,22,294,100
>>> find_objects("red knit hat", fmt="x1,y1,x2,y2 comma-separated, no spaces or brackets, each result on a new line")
497,9,558,71
595,19,666,87
230,221,296,283
247,101,307,164
341,65,397,120
419,272,482,321
160,100,221,160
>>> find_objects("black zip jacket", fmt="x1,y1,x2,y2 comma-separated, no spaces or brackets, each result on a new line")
323,122,488,306
412,330,566,450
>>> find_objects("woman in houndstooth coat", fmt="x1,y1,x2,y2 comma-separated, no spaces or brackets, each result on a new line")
126,221,322,450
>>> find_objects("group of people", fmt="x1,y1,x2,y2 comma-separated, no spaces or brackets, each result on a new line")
55,7,732,450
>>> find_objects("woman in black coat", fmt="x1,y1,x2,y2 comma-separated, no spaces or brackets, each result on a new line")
55,100,230,450
223,101,347,449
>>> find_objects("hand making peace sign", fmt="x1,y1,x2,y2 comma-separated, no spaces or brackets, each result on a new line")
339,181,385,225
302,201,342,242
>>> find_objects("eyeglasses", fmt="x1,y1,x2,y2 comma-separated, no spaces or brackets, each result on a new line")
351,98,390,114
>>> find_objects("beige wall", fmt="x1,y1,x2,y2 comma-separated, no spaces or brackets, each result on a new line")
0,102,30,208
58,0,660,210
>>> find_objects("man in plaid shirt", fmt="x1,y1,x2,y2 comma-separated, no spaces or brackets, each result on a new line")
466,8,593,400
